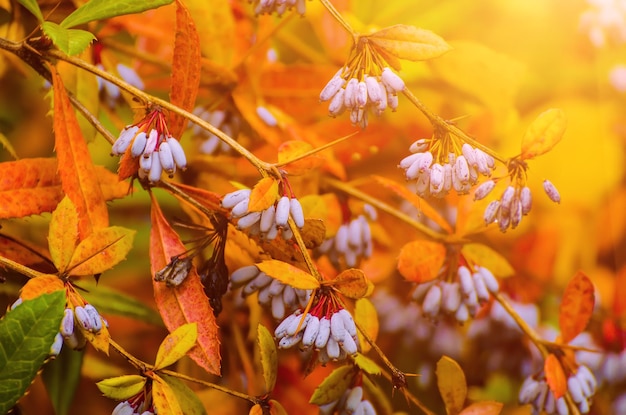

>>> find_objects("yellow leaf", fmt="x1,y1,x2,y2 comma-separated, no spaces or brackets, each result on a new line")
183,0,234,65
436,356,467,415
160,374,208,415
248,177,279,213
154,322,198,370
257,324,277,393
269,400,288,415
331,269,372,299
459,401,503,415
256,260,321,290
520,108,567,160
309,365,355,405
355,298,378,354
48,196,79,272
461,243,514,277
83,320,110,354
544,354,567,399
354,353,382,375
367,24,451,61
96,375,146,401
65,226,135,276
397,240,447,283
249,404,263,415
153,375,184,415
299,193,342,238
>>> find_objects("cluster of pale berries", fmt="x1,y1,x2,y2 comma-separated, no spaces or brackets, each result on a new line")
319,386,376,415
230,265,311,320
579,0,626,47
112,400,154,415
275,306,360,364
412,265,499,323
599,349,626,383
518,366,597,414
11,299,106,355
399,141,495,198
320,67,405,128
111,111,187,183
191,106,239,155
96,63,144,107
250,0,307,16
317,205,376,268
221,189,305,240
480,179,560,232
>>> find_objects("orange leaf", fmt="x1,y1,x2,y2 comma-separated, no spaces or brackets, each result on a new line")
559,271,595,344
299,193,342,238
331,268,372,299
48,196,79,272
168,0,201,139
544,354,567,399
248,177,279,213
458,401,503,415
66,226,135,276
372,175,453,234
20,275,65,301
367,24,451,62
117,149,139,181
51,67,108,240
0,235,53,270
397,240,446,283
520,108,567,160
150,193,221,375
256,260,321,290
168,182,223,213
277,141,325,176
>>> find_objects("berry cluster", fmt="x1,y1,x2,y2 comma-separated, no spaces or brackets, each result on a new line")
191,106,239,155
111,108,187,183
230,265,311,320
412,265,499,323
317,206,376,268
320,67,405,128
111,398,154,415
318,386,376,415
518,366,597,414
275,305,359,364
222,190,305,240
399,141,495,198
250,0,307,16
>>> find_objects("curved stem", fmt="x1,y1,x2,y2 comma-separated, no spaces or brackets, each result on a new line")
0,255,46,279
109,338,151,371
159,369,259,404
318,0,357,40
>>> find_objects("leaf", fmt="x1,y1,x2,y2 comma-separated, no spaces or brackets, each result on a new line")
520,108,567,160
57,59,100,142
436,356,467,415
257,324,277,393
154,323,198,370
60,0,175,28
397,240,447,283
48,196,79,272
152,374,184,415
331,269,371,299
65,226,135,276
269,400,288,415
15,0,43,22
19,275,65,301
559,271,595,344
256,260,321,290
355,298,378,354
544,354,567,399
42,347,84,415
367,24,451,61
167,0,201,139
160,374,207,415
96,375,146,400
372,175,453,234
354,353,382,375
150,194,221,375
277,141,325,175
458,401,503,415
309,365,355,405
183,0,234,65
0,235,53,271
0,132,18,160
299,193,342,238
42,22,96,56
0,290,65,415
248,177,279,213
51,68,109,240
82,317,111,354
249,404,263,415
461,243,514,278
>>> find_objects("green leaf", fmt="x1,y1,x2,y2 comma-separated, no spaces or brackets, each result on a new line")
96,375,147,400
16,0,43,22
42,348,85,415
160,374,207,415
60,0,175,29
257,324,277,393
309,365,355,405
41,22,96,56
0,290,66,414
80,282,164,327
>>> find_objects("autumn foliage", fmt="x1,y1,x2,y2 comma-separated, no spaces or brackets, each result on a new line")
1,1,625,415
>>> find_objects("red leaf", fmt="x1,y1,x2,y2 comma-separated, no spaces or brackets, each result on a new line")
51,67,108,239
168,0,201,139
150,193,221,375
0,235,53,271
544,354,567,399
559,271,595,344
